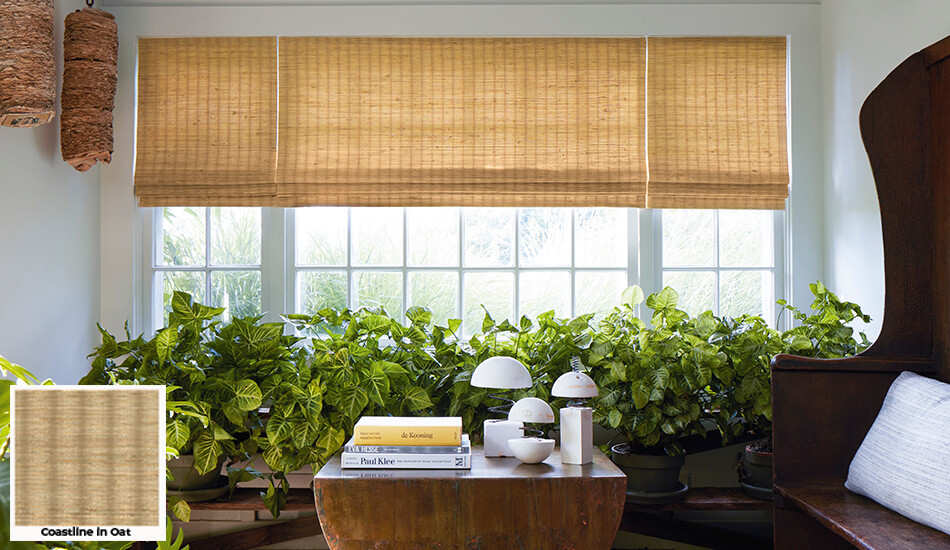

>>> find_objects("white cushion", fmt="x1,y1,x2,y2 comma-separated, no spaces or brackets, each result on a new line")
845,371,950,536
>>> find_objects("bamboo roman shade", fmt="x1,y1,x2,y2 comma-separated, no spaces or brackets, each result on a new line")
133,36,789,209
647,37,788,209
277,37,647,207
135,37,278,206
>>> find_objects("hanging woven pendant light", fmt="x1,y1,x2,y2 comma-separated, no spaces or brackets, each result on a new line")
61,4,117,172
0,0,55,127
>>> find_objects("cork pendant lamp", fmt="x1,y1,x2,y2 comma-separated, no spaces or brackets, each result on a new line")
60,2,118,172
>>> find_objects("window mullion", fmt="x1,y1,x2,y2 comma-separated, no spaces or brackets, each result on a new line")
458,209,464,323
403,207,409,322
260,207,285,323
570,208,576,317
774,209,788,329
637,208,657,324
713,210,721,317
145,207,160,334
513,209,521,321
346,207,353,309
205,207,212,308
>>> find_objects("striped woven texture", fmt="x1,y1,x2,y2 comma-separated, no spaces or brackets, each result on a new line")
647,37,788,209
277,37,647,207
13,388,162,526
845,372,950,536
132,36,788,209
135,37,278,207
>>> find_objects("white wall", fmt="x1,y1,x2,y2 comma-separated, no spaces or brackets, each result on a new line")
98,2,825,337
0,2,101,383
821,0,950,339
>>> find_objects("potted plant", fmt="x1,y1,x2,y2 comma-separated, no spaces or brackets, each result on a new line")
83,292,312,517
708,282,871,498
588,287,717,502
706,313,782,497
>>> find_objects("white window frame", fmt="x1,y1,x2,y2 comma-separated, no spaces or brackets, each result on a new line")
139,207,786,335
651,209,787,327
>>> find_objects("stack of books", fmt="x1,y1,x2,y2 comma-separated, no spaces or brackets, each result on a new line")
341,416,471,469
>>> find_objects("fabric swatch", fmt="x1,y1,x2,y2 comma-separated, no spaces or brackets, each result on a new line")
13,386,163,527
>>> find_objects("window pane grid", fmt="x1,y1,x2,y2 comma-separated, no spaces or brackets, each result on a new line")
660,209,776,321
154,207,262,327
294,207,628,332
152,207,779,335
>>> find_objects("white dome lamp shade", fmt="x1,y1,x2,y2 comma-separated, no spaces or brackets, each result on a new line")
472,356,533,389
508,397,556,464
552,371,599,406
471,356,533,458
471,356,533,415
508,397,555,426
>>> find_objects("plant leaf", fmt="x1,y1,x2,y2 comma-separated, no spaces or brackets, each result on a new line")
363,365,390,407
166,420,190,451
621,285,645,308
402,386,434,411
156,325,178,365
231,380,263,412
168,496,191,522
338,386,369,420
192,432,223,474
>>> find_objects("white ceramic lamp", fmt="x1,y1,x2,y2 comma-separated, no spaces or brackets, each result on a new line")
471,356,532,457
507,397,556,464
552,370,598,465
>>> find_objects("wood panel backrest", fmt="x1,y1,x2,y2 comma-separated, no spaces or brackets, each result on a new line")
772,35,950,489
858,34,950,383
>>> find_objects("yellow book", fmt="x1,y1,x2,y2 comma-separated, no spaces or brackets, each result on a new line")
353,416,462,446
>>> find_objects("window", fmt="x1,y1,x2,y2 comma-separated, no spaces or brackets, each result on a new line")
295,207,629,335
659,209,780,322
147,207,782,333
153,207,262,328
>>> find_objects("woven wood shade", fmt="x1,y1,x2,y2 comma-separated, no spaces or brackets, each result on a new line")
276,37,647,207
647,37,789,210
134,37,278,206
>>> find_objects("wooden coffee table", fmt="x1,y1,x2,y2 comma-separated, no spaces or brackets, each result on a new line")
313,447,626,550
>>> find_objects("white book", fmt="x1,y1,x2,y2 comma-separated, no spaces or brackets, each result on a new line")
344,433,470,454
341,449,472,469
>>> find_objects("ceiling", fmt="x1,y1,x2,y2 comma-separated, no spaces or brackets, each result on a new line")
101,0,820,8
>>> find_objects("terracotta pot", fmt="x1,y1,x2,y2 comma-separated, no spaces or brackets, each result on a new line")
611,444,685,493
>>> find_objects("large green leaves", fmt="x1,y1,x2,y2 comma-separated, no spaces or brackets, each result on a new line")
167,420,190,451
230,380,263,412
192,432,223,474
156,325,178,365
337,386,369,420
402,386,433,411
363,364,390,407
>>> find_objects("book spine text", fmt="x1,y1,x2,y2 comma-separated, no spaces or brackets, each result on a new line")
352,425,461,446
341,452,471,469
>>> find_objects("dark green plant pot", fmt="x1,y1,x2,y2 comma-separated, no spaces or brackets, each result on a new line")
611,444,686,494
743,444,773,490
167,454,226,491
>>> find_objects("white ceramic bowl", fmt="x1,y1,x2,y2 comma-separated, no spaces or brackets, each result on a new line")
508,437,555,464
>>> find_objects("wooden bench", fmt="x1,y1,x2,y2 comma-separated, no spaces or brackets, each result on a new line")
771,34,950,550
